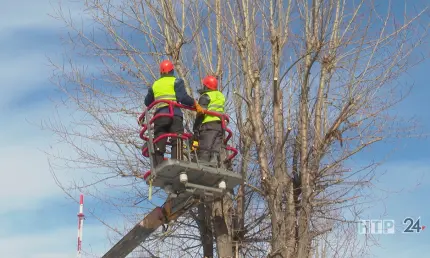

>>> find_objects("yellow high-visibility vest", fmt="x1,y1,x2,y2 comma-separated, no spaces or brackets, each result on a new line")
202,90,225,124
152,76,176,109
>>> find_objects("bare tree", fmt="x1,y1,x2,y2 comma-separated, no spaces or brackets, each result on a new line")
222,0,428,257
45,0,429,257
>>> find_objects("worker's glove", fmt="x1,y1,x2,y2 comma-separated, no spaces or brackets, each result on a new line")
194,100,205,115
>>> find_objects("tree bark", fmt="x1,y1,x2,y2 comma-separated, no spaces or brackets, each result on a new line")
198,203,214,258
213,198,233,258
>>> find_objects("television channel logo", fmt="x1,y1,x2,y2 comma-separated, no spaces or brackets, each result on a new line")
358,220,395,234
358,217,425,234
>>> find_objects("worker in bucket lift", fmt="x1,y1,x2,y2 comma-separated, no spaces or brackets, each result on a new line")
144,60,204,167
192,75,226,165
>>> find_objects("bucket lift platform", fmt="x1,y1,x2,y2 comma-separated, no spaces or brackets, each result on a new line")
102,99,241,258
139,99,240,200
143,159,242,198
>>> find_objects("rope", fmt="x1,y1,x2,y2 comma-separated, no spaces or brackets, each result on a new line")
149,179,153,200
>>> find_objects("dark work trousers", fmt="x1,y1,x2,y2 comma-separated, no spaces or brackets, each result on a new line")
153,115,184,167
197,121,223,162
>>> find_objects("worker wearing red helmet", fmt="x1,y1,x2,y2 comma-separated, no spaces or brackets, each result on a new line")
192,75,226,164
145,60,203,167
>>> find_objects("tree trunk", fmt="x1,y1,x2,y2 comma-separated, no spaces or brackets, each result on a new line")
296,45,313,258
213,198,233,258
233,184,246,256
198,203,214,257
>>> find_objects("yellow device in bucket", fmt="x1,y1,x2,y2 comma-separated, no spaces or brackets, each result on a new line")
191,140,199,151
182,140,198,151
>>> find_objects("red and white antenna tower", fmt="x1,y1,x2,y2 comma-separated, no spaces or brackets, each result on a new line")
77,193,85,258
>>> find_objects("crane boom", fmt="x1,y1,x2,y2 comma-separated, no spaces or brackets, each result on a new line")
102,195,199,258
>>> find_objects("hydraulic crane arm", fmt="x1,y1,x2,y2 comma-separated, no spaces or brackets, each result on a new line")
102,195,199,258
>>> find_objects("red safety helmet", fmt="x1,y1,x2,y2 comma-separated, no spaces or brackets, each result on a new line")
202,76,218,90
160,60,174,74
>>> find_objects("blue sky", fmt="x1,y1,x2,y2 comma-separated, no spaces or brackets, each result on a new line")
0,0,429,258
0,1,117,257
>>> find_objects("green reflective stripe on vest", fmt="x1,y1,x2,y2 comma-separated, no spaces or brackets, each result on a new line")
207,104,224,109
155,94,176,100
152,76,176,108
202,90,225,124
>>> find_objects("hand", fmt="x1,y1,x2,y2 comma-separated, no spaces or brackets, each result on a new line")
194,100,205,115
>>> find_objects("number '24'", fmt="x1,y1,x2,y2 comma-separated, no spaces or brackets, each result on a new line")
403,217,422,233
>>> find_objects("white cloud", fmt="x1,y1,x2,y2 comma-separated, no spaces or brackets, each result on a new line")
0,145,60,212
0,1,148,257
0,0,96,106
0,223,108,258
0,0,87,32
0,1,87,108
0,95,78,209
0,103,133,256
0,52,49,83
0,55,54,106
